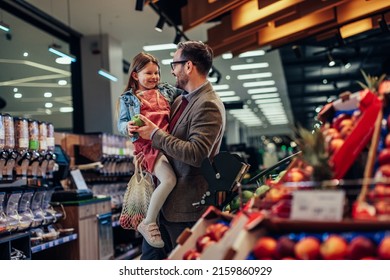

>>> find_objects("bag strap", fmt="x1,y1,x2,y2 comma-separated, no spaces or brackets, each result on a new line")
133,156,146,183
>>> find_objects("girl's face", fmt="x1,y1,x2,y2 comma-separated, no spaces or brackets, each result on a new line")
132,62,160,91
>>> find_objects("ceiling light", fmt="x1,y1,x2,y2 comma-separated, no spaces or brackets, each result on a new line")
237,72,272,80
327,52,335,67
14,93,22,98
98,69,118,82
341,58,351,69
23,52,28,57
216,91,236,97
254,98,281,104
230,62,269,70
0,21,10,32
45,102,53,108
55,57,72,64
58,80,67,86
48,44,76,63
135,0,144,11
143,44,177,51
238,50,265,57
161,58,173,65
248,87,278,94
222,53,233,59
243,80,275,87
13,88,18,92
208,76,217,83
60,107,74,113
220,96,241,102
44,92,52,98
213,84,229,90
251,93,280,99
155,16,165,32
292,45,302,59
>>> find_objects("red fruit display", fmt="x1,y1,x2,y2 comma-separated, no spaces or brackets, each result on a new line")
378,148,390,166
195,234,215,253
377,236,390,260
285,167,308,182
294,237,321,260
385,133,390,148
182,249,201,260
276,236,296,259
320,235,348,260
252,237,278,259
347,236,376,260
205,223,229,241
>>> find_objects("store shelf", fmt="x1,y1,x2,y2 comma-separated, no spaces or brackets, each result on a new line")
31,233,78,254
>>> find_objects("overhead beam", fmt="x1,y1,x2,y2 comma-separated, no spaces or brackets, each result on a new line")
181,0,251,31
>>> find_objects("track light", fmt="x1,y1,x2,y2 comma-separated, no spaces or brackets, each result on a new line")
0,21,10,32
327,52,335,67
98,69,118,82
48,44,76,63
341,58,351,69
135,0,144,11
292,45,302,59
173,32,182,45
155,16,165,32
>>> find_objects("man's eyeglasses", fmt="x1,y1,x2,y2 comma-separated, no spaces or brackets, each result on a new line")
170,60,189,71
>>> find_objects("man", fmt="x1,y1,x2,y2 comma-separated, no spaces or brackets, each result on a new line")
131,41,226,259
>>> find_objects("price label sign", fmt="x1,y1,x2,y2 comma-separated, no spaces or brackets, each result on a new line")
70,169,89,191
290,190,345,221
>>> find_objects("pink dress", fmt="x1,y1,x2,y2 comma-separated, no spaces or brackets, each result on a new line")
133,89,170,173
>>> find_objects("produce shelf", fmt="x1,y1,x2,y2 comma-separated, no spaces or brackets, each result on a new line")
31,233,78,254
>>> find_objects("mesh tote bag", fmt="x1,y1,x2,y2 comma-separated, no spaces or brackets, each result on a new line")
119,158,154,230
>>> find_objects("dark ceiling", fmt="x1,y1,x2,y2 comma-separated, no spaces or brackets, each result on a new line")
157,1,390,130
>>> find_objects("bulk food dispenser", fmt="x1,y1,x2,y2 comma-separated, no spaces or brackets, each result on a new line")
14,117,31,180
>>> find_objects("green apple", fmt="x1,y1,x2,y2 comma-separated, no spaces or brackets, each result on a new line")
131,114,144,126
255,184,270,197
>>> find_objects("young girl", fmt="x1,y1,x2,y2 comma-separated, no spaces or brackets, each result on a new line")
117,52,182,248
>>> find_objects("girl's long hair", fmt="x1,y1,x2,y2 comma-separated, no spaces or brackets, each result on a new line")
116,52,160,119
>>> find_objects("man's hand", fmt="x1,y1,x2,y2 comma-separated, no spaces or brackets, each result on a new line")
129,114,159,140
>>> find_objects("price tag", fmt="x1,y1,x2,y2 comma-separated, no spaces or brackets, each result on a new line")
290,190,345,221
70,169,89,191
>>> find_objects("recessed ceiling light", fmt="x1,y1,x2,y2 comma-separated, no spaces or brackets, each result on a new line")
222,53,233,59
248,87,278,94
238,50,265,57
216,91,236,97
45,102,53,108
44,92,52,98
143,43,177,51
243,80,276,87
60,107,74,113
220,96,240,102
56,57,72,64
14,93,22,98
58,80,67,86
213,84,229,90
230,62,269,70
13,88,18,92
237,72,272,80
23,52,28,57
251,93,280,99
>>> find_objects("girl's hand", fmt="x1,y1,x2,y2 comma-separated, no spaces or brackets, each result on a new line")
127,120,137,137
132,114,159,140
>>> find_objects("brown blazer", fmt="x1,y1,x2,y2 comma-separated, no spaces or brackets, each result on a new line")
152,81,226,222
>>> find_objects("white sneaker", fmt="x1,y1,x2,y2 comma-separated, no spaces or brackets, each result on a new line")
137,220,164,248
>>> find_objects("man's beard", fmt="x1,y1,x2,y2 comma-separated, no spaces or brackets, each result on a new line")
175,71,189,90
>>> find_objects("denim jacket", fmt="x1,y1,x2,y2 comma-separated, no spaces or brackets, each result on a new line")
117,82,183,142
